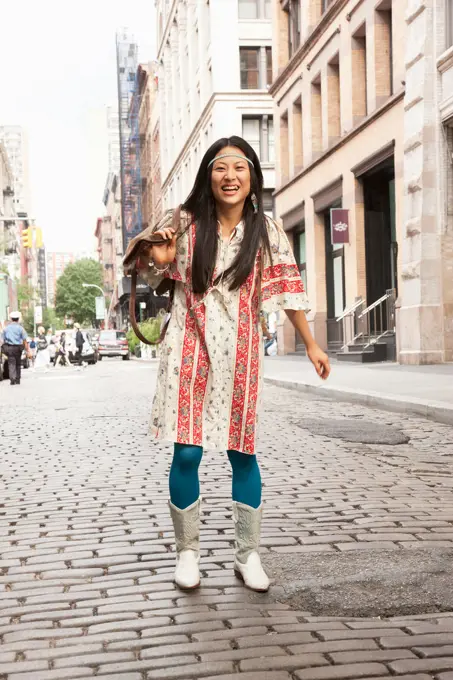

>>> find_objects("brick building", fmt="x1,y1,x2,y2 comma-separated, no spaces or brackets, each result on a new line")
137,62,162,230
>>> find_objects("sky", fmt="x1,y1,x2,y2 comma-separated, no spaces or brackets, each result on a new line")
0,0,156,254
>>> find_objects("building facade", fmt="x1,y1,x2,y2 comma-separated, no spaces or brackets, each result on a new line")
156,0,275,212
0,142,19,279
398,0,453,364
271,0,453,364
0,126,31,217
137,62,162,230
95,216,116,299
271,0,406,358
46,252,77,307
106,106,121,175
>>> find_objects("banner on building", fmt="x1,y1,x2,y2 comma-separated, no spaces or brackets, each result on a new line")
95,296,106,320
331,209,349,245
34,306,43,325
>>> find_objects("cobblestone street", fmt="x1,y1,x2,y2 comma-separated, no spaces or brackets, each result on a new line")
2,359,453,679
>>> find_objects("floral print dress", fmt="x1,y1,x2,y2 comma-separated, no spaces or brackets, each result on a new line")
139,210,309,455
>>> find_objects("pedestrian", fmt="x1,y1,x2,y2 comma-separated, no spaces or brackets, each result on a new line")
0,311,31,385
74,324,84,368
29,337,37,368
131,136,330,593
34,326,51,370
54,332,70,368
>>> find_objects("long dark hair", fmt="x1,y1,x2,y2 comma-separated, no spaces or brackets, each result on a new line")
183,136,271,295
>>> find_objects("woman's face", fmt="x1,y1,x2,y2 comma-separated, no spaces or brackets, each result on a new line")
210,146,251,210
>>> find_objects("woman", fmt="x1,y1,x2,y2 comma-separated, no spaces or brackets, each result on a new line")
136,136,330,593
34,326,51,371
54,332,70,368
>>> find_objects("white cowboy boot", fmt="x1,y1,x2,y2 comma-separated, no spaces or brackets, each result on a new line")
233,501,270,592
169,497,201,590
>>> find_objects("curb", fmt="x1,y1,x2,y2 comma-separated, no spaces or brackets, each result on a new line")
264,377,453,426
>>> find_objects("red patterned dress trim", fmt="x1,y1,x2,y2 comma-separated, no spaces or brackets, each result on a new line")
228,264,259,453
191,302,209,446
262,262,301,283
242,262,261,454
176,223,196,442
261,279,305,303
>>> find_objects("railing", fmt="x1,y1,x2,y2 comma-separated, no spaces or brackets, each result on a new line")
336,297,365,352
358,288,396,349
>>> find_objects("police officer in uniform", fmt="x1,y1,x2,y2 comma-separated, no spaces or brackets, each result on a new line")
1,312,31,385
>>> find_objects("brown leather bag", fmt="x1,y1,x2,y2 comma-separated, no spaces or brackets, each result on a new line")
123,206,186,346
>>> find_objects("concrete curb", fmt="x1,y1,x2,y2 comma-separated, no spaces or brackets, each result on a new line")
264,377,453,426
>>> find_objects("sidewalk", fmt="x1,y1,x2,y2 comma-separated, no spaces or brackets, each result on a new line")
264,356,453,425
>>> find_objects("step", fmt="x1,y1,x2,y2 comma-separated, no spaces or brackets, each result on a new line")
337,342,388,363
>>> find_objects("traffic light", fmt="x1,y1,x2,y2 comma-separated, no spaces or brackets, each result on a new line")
35,227,43,249
21,228,32,248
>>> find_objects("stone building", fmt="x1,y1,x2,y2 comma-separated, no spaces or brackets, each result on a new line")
271,0,453,364
156,0,275,212
271,0,405,360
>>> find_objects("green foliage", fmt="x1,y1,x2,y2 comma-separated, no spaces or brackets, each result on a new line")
126,317,162,352
21,307,65,337
17,281,36,314
0,263,9,276
55,259,103,325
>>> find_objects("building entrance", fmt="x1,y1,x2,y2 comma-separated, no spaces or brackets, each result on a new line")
363,159,397,332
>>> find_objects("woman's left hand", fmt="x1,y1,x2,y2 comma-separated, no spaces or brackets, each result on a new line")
307,344,330,380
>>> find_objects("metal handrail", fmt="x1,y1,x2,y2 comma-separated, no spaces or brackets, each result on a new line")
336,298,363,322
358,292,392,319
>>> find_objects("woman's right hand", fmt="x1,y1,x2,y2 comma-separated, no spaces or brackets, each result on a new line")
143,228,177,268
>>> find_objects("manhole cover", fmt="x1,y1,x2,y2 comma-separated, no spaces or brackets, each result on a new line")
296,419,410,445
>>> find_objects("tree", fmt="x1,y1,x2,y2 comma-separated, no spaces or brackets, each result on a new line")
22,306,65,336
17,281,36,315
55,259,103,325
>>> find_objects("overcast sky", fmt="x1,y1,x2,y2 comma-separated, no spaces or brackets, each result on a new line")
0,0,156,254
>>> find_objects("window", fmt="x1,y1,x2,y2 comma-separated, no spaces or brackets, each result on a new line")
238,0,272,19
239,0,258,18
240,48,260,88
266,47,273,86
284,0,301,58
263,189,273,214
242,115,274,163
240,46,272,89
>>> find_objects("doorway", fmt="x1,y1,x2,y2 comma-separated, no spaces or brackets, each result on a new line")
363,159,397,331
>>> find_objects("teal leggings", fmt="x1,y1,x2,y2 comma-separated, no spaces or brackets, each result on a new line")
170,443,262,510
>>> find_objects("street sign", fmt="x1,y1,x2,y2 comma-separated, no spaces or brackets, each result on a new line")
139,302,146,308
34,306,43,324
331,208,350,245
95,296,106,320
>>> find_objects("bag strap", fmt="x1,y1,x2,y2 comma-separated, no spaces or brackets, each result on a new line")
128,205,182,346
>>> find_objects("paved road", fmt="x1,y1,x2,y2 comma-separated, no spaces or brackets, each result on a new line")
1,359,453,679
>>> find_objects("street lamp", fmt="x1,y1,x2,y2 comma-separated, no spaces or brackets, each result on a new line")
82,283,108,329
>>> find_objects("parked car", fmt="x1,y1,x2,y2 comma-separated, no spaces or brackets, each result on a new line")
98,330,130,361
67,330,99,365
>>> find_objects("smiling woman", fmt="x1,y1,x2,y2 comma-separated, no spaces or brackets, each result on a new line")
126,135,330,595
